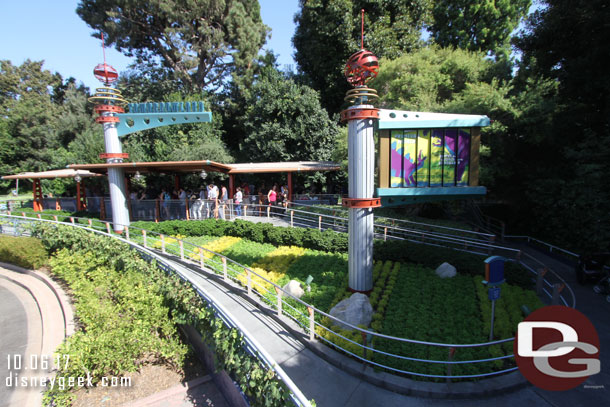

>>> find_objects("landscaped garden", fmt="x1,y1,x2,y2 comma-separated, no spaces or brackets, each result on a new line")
128,218,544,380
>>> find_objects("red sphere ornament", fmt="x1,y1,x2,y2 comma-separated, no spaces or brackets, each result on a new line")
344,49,379,87
93,63,119,85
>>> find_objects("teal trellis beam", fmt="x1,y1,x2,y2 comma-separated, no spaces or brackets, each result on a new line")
115,101,212,138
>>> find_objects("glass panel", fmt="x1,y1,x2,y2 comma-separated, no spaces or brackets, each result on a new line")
416,129,430,187
457,128,471,186
390,130,404,187
443,129,457,186
403,130,417,186
430,129,444,186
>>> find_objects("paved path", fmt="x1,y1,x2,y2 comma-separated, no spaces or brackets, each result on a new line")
156,247,610,407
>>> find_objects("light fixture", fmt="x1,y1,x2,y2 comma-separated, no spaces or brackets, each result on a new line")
134,171,142,181
200,169,207,179
74,174,82,183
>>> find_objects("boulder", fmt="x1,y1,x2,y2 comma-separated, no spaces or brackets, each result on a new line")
329,293,373,331
435,262,457,278
282,280,304,299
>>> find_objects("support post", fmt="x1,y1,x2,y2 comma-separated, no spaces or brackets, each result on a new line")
287,172,293,202
229,174,234,199
308,306,315,341
274,286,282,316
343,105,378,293
222,257,227,281
32,179,43,212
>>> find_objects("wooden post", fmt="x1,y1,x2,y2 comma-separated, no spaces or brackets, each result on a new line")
100,197,106,220
76,181,83,211
274,286,282,316
222,257,227,281
308,306,315,341
552,283,565,305
229,174,234,199
32,179,43,212
287,172,293,202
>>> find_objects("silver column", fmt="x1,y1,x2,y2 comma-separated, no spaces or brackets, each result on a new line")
102,114,130,232
347,105,375,292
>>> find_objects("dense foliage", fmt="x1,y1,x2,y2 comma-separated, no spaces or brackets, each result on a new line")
292,0,430,113
77,0,268,92
32,223,295,407
0,235,48,269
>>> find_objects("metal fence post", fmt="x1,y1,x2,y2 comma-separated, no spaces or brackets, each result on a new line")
53,215,58,222
318,216,322,231
161,234,166,253
384,227,387,241
290,210,294,227
142,230,147,248
447,347,455,383
124,226,129,241
307,306,315,341
179,240,184,260
267,206,270,218
106,222,111,234
70,217,75,224
222,257,227,281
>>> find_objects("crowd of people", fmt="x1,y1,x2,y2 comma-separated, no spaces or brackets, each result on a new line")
128,182,290,221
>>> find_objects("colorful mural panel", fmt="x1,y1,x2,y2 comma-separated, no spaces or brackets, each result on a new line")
416,129,430,187
390,130,404,187
443,129,457,186
457,128,471,186
430,130,444,186
403,130,417,186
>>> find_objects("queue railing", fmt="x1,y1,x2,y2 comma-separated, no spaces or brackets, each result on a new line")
0,213,576,381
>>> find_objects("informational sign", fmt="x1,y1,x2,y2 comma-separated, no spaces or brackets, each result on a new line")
484,256,506,286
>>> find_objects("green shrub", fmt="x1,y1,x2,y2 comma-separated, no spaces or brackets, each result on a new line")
0,236,47,269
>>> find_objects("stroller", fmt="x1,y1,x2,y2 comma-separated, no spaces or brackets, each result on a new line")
575,252,610,302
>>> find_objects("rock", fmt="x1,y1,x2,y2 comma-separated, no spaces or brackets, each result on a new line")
329,293,373,331
435,262,457,278
282,280,304,299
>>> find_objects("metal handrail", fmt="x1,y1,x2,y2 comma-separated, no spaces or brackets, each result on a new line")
1,211,576,379
504,235,579,259
0,214,311,407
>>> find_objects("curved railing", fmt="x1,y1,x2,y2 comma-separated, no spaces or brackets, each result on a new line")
0,212,576,382
0,214,312,407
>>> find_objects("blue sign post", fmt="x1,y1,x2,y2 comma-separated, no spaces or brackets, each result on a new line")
483,256,506,340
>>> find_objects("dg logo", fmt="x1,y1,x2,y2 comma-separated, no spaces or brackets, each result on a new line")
514,305,601,391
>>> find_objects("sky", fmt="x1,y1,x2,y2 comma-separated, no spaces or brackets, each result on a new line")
0,0,299,92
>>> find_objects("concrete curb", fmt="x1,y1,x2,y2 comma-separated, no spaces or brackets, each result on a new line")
163,253,530,399
0,261,75,338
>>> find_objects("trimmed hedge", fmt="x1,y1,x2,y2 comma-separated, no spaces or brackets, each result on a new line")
0,235,48,269
131,219,533,289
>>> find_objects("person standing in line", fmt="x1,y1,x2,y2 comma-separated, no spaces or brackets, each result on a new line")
178,187,187,219
267,185,278,216
234,187,243,217
219,185,228,219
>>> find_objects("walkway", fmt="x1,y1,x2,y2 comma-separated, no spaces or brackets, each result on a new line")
154,242,609,407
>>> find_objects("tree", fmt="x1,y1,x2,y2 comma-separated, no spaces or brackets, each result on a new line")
237,67,339,186
430,0,531,57
510,0,610,251
77,0,269,92
292,0,431,114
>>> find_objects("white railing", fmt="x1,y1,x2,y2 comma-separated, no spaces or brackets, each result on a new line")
0,213,576,381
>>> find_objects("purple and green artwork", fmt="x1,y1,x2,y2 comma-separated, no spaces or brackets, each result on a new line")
389,128,472,188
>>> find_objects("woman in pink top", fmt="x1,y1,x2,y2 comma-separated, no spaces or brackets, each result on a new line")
267,185,277,215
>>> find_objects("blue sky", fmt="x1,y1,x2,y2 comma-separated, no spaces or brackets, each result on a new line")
0,0,299,91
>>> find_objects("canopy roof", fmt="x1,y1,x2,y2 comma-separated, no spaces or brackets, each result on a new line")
2,169,102,180
65,160,340,175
